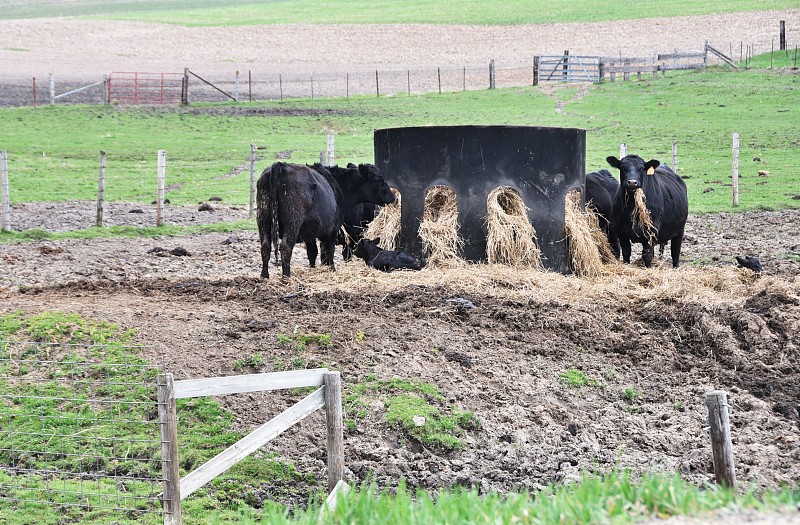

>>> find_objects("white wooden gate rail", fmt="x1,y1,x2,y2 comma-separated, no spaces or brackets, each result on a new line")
157,368,344,525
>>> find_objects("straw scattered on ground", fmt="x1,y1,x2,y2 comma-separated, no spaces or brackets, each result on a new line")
418,186,463,265
485,187,542,268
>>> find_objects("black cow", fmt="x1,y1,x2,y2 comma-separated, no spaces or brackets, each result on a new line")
257,162,394,278
607,155,688,268
585,168,621,258
353,238,422,272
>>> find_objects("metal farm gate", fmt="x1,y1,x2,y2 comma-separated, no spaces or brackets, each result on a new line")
107,71,186,104
538,54,601,83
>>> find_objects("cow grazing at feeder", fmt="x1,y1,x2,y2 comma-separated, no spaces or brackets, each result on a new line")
257,162,394,278
353,238,422,272
585,168,621,258
606,155,688,268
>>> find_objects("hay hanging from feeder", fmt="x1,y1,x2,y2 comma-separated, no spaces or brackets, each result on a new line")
485,187,542,268
418,186,463,265
564,190,606,278
363,188,402,250
632,188,657,245
585,200,618,264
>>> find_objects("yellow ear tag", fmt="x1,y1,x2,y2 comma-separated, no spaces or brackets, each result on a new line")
646,166,655,176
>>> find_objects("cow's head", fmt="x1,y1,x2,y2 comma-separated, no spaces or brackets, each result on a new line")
606,155,659,191
357,164,396,206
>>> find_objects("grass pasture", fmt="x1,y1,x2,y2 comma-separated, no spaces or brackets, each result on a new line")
1,64,798,224
1,0,798,26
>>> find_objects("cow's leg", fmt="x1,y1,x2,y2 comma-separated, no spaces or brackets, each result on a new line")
320,235,337,270
304,239,318,268
279,223,301,278
608,229,620,260
670,228,685,268
620,237,632,264
642,242,654,268
260,238,271,278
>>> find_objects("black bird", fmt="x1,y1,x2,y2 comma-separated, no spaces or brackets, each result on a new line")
735,255,763,273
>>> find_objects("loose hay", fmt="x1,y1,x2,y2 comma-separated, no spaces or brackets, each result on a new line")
485,187,542,268
585,201,618,264
632,188,657,245
564,190,606,277
288,257,786,310
363,188,402,250
418,186,464,265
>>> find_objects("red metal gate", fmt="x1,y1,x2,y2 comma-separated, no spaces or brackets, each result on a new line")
107,71,186,104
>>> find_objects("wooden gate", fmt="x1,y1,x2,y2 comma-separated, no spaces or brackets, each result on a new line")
108,71,186,104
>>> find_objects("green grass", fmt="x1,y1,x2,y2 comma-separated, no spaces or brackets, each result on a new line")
0,312,324,524
229,470,800,525
2,64,797,223
1,0,796,26
559,368,600,388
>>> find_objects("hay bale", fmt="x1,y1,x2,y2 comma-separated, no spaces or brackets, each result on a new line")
485,187,542,268
363,188,402,250
564,190,606,277
418,186,463,265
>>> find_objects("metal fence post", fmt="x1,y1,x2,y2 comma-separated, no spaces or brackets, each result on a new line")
158,373,182,525
324,371,344,492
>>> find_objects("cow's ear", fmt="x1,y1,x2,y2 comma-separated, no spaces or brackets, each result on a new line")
645,159,660,176
606,156,621,169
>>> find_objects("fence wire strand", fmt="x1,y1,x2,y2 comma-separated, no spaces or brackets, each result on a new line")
0,341,163,520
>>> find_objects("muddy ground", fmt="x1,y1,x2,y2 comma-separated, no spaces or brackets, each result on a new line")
1,202,799,511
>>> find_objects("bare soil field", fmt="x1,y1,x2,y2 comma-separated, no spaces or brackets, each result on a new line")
0,10,798,105
1,202,799,513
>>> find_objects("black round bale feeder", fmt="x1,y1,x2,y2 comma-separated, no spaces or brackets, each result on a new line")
374,125,586,274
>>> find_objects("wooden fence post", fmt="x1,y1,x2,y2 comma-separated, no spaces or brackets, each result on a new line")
732,133,740,207
437,67,441,94
489,60,495,89
96,151,106,227
705,390,736,488
324,371,344,492
103,74,109,104
158,373,182,525
249,144,256,219
1,151,9,233
279,74,283,101
248,70,252,102
157,150,166,226
327,134,335,168
346,73,349,98
234,70,240,102
620,143,627,159
376,70,380,97
463,66,466,91
532,56,539,86
407,70,410,96
49,73,55,105
671,141,677,172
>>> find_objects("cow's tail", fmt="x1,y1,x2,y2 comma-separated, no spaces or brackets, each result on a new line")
269,163,283,266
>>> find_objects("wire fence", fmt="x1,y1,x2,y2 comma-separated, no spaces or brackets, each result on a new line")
0,341,163,523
